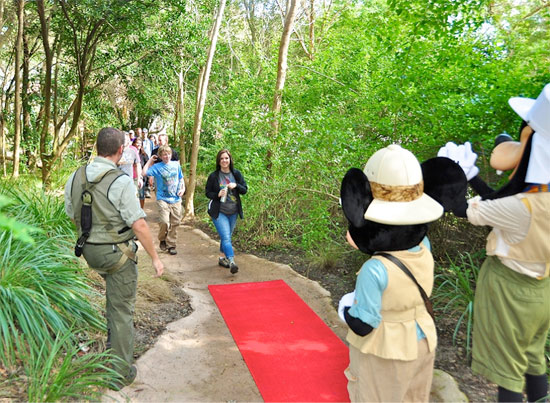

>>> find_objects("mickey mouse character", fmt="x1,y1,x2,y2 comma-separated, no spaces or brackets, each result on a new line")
439,84,550,402
338,144,467,402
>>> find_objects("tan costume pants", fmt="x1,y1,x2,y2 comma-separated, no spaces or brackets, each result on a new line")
346,338,434,402
157,200,182,248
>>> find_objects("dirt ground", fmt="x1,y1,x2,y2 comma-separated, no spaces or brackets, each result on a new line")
104,200,496,402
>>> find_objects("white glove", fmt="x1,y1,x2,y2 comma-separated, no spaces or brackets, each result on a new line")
437,141,479,180
338,291,356,323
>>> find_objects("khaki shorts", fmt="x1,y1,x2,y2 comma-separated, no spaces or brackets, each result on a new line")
472,256,550,392
346,338,434,402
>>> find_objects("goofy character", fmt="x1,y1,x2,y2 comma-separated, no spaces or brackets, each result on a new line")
439,83,550,402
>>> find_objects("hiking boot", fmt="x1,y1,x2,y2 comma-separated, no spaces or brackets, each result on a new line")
218,257,230,268
109,365,137,391
159,241,167,251
230,261,239,274
168,247,177,255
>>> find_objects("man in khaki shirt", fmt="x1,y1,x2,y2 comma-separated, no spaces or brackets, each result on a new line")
65,127,164,390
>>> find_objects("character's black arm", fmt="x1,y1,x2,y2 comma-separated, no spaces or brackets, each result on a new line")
344,307,373,336
452,174,494,217
469,175,494,198
451,200,468,218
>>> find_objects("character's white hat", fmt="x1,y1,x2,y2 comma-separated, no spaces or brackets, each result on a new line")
509,84,550,139
363,145,444,225
508,84,550,184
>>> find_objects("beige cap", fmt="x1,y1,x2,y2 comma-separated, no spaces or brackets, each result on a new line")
363,144,444,225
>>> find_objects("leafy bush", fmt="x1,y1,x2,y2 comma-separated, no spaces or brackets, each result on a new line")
0,181,113,399
0,195,40,244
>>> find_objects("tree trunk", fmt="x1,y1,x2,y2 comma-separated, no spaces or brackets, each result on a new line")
39,1,106,187
53,38,60,134
0,48,10,176
36,0,53,184
176,68,189,176
41,82,85,186
12,0,24,178
268,0,298,168
243,0,257,48
0,92,5,176
308,0,315,59
0,0,14,50
185,0,227,217
22,24,32,167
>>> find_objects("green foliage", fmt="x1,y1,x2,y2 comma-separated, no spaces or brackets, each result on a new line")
0,227,103,367
23,333,121,401
50,156,89,192
0,182,111,398
2,189,74,239
3,0,550,396
433,251,484,356
194,0,549,258
0,196,40,244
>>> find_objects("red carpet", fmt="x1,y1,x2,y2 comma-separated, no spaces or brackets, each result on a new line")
208,279,350,402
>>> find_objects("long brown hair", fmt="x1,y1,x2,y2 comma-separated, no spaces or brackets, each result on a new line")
216,149,234,171
132,137,147,157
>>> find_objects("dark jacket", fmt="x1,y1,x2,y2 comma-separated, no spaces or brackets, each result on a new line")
205,168,247,219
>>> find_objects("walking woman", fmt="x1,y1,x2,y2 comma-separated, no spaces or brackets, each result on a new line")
205,149,248,274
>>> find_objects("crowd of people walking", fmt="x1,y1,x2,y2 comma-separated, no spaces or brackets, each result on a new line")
118,127,246,269
65,126,247,391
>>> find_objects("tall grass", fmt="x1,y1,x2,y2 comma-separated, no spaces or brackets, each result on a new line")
0,231,105,364
1,183,75,239
0,181,115,399
22,332,122,401
433,251,484,356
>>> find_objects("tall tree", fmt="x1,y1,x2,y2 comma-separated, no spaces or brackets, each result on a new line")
185,0,227,217
268,0,298,168
35,0,147,186
12,0,24,178
0,0,14,176
0,0,14,49
35,0,54,184
175,65,191,177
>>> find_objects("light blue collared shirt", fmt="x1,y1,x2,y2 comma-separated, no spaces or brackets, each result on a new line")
348,237,432,340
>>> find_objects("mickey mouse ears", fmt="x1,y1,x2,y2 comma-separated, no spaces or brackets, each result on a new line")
362,145,444,225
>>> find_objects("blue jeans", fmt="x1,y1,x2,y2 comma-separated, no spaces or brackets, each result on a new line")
212,213,238,259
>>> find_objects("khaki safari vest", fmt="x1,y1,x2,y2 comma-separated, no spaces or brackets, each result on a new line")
70,166,135,244
486,192,550,277
346,243,437,361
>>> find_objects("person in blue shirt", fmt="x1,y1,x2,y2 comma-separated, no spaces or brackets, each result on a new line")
142,145,185,255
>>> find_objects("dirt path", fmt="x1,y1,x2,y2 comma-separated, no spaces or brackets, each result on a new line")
104,201,467,402
104,205,348,402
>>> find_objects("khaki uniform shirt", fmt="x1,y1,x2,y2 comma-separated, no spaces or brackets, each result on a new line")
467,194,549,278
64,157,145,227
